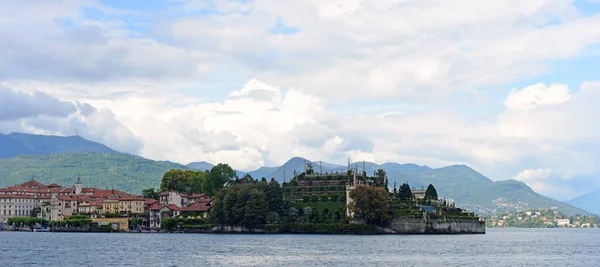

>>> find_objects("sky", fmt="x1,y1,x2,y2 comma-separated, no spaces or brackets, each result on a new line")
1,0,600,200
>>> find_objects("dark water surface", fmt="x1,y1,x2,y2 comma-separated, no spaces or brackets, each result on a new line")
1,228,599,266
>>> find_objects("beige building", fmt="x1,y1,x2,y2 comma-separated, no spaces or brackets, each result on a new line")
159,192,189,207
412,187,426,200
103,199,120,214
1,179,133,222
0,194,50,223
118,196,145,214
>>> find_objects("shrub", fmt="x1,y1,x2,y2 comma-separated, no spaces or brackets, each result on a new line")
320,194,329,202
338,194,346,202
311,194,319,202
303,195,310,202
330,194,339,202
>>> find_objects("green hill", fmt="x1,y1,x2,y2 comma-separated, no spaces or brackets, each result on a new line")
0,132,116,158
0,152,188,194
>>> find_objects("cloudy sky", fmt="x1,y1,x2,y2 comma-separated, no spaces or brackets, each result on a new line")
1,0,599,200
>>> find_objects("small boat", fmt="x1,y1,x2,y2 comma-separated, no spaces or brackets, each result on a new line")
33,227,49,232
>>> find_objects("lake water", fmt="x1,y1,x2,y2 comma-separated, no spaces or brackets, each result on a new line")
0,228,599,266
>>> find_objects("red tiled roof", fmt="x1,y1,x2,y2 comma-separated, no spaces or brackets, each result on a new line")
190,194,207,198
182,202,211,212
58,195,76,201
0,186,38,193
0,194,51,199
47,183,62,188
17,180,48,189
149,203,162,211
144,199,158,205
119,196,144,201
166,204,182,211
158,192,170,196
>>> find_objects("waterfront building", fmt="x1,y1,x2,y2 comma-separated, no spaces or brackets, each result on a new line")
0,179,132,223
159,192,189,207
118,196,145,214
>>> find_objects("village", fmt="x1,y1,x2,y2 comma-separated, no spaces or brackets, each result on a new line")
486,208,600,228
0,178,213,231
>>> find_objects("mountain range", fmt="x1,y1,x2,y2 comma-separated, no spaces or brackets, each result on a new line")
567,190,600,215
0,132,115,158
188,157,587,216
0,132,594,216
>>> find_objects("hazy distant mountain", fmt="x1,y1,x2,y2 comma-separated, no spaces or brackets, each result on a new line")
186,161,215,171
566,190,600,215
187,161,246,177
248,166,280,180
0,132,116,158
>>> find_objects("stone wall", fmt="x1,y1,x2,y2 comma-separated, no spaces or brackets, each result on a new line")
386,217,485,234
213,225,265,233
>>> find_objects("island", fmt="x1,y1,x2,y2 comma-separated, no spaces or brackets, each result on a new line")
0,161,485,234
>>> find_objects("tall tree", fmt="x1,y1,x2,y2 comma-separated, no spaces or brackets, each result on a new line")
348,185,390,225
207,163,237,195
265,178,284,215
187,171,208,194
160,169,192,192
398,183,413,202
211,183,268,227
425,184,438,201
375,169,388,190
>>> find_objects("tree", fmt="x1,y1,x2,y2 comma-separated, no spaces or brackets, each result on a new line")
142,188,159,200
265,178,283,215
306,162,314,175
398,183,413,202
425,184,438,201
211,183,269,227
376,169,389,191
348,185,390,225
187,171,208,194
160,170,193,193
207,164,237,195
236,174,256,184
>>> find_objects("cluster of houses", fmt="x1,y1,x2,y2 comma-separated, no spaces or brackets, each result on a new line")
0,179,212,229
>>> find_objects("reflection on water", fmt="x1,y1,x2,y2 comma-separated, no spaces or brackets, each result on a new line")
1,228,599,266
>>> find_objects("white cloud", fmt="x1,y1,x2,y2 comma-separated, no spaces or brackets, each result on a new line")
1,1,600,200
515,168,553,182
0,86,142,154
505,83,571,112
